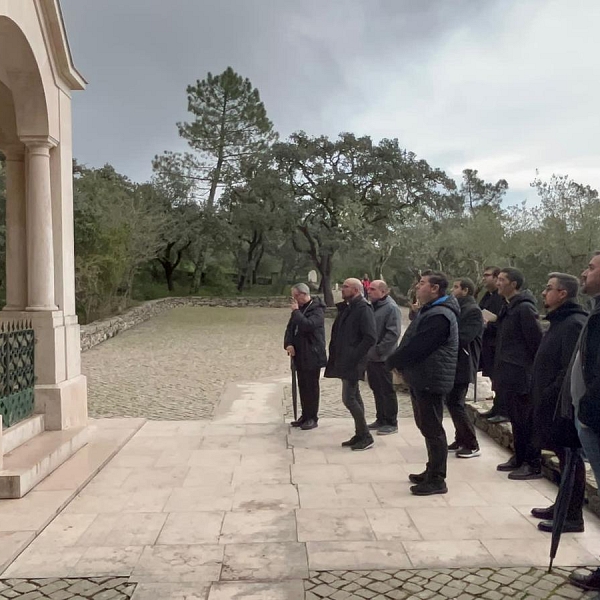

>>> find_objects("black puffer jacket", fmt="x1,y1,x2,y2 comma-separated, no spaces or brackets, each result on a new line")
455,296,484,386
531,302,587,449
387,294,460,394
283,296,327,371
324,295,376,381
494,290,542,392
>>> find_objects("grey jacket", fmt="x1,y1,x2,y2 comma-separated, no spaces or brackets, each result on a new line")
367,295,401,362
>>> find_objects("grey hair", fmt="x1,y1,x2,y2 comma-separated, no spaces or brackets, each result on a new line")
292,283,310,295
548,272,580,299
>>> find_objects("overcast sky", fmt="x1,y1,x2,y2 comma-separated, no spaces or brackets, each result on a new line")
60,0,600,204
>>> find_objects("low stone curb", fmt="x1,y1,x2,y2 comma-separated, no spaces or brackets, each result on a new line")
466,401,600,518
80,296,291,352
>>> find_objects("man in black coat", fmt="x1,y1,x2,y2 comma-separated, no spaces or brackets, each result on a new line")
494,267,543,480
284,283,327,430
386,270,459,496
325,278,376,451
447,278,483,458
478,266,508,423
528,273,587,533
569,252,600,593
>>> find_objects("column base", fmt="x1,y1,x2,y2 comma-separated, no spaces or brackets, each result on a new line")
35,374,88,431
2,305,26,312
26,305,58,311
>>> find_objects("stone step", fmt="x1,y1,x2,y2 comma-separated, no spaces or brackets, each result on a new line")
0,426,88,498
1,414,45,455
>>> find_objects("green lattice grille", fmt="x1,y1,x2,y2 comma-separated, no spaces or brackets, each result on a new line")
0,321,36,429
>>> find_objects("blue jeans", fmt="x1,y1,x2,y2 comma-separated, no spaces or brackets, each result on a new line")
576,418,600,488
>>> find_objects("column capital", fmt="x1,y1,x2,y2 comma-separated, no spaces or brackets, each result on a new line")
2,144,26,161
20,135,59,153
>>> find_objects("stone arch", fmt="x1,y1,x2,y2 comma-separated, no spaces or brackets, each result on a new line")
0,15,50,142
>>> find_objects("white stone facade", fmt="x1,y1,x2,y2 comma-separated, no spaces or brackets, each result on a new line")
0,0,87,431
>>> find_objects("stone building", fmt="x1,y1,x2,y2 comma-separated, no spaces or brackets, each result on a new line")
0,0,88,497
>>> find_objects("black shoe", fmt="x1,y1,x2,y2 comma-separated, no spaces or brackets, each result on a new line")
341,435,360,447
480,409,496,418
488,415,510,424
300,419,318,430
569,569,600,591
410,481,448,496
408,471,428,484
531,505,555,520
508,464,543,480
367,420,383,430
537,519,584,533
377,425,398,436
456,447,481,459
448,441,460,451
351,436,375,451
497,456,520,472
291,417,305,427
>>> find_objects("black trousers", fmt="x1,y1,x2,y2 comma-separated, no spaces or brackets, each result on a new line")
499,389,540,467
297,368,320,421
367,361,398,426
446,383,479,449
410,388,448,482
342,379,369,438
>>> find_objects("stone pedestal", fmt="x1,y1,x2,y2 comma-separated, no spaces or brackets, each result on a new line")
1,311,87,431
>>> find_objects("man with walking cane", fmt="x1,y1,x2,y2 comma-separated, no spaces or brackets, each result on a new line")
284,283,327,430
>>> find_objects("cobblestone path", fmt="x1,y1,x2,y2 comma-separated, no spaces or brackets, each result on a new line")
284,380,415,420
82,307,292,420
1,568,596,599
306,568,599,599
0,577,134,599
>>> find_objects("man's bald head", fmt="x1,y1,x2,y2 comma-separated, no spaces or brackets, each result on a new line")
368,279,389,302
342,278,363,301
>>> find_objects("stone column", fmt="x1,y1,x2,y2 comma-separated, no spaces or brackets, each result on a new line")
2,147,27,311
24,138,58,311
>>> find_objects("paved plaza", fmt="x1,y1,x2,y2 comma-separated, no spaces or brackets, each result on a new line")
2,306,600,598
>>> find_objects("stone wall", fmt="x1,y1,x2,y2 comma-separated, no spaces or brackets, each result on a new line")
466,402,600,518
80,297,290,352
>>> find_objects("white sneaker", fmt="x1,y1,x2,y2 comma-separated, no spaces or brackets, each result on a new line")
456,447,481,458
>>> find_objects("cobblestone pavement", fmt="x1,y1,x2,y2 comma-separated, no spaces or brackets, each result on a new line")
0,577,134,599
82,307,292,420
284,380,415,420
305,568,599,599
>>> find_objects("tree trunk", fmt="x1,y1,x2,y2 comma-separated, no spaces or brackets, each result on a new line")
163,262,175,292
319,254,334,306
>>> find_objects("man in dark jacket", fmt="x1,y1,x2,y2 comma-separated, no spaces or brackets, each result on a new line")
325,278,377,451
528,273,587,533
386,270,459,496
479,266,508,423
366,280,401,435
447,278,483,458
284,283,327,430
494,268,543,479
569,252,600,593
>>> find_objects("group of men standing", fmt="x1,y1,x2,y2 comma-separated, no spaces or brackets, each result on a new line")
282,251,600,566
